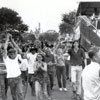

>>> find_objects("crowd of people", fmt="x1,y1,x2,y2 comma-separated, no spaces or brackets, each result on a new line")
0,33,100,100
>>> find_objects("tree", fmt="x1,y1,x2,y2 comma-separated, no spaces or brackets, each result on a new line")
39,30,59,42
0,7,28,41
59,11,76,35
23,33,36,44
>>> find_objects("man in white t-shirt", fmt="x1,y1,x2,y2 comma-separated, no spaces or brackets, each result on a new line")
26,47,38,96
82,46,100,100
20,54,28,86
3,34,24,100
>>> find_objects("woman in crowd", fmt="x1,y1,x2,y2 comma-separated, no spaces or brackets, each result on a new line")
34,54,48,100
55,48,67,92
68,40,86,100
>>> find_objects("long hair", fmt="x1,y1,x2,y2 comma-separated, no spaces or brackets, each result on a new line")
71,40,80,49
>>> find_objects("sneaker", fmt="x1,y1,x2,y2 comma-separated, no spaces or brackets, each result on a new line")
63,88,68,92
59,88,63,91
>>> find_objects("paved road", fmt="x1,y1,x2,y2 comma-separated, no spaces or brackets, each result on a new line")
0,80,73,100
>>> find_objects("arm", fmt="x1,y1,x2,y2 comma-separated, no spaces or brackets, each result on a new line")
3,34,9,58
38,49,46,56
81,49,87,67
10,36,22,54
54,55,57,65
40,62,47,71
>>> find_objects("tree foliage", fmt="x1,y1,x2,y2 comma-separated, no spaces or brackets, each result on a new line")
0,7,28,41
23,33,36,43
39,30,59,42
59,11,76,35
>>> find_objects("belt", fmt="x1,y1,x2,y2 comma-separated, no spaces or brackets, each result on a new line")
71,64,82,66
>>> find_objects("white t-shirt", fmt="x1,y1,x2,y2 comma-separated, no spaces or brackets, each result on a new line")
27,53,38,74
20,58,28,71
4,54,22,78
63,52,70,61
82,62,100,100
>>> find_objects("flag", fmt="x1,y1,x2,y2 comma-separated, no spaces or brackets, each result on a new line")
74,25,80,40
73,18,81,40
80,17,100,51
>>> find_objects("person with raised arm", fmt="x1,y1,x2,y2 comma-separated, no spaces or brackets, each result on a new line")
3,34,25,100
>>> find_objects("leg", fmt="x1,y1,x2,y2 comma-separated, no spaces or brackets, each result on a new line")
35,81,42,100
62,66,67,88
5,77,8,97
65,60,69,79
28,74,35,96
0,75,6,100
16,77,24,100
28,74,33,88
69,64,71,82
9,78,17,100
47,76,51,97
49,74,54,90
71,66,77,99
56,66,62,89
31,74,36,96
76,66,82,99
71,66,77,91
42,82,48,99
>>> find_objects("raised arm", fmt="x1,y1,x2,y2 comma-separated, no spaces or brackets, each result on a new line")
3,34,9,58
9,35,22,54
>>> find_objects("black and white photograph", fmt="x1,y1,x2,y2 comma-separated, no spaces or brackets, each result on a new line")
0,0,100,100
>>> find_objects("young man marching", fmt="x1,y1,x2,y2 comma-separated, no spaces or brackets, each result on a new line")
3,34,25,100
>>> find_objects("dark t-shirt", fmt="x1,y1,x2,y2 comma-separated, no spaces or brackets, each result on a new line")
68,48,85,66
45,54,55,74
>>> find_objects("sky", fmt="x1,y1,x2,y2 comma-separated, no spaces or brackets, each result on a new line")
0,0,97,32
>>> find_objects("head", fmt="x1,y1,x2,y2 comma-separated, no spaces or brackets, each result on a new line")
30,47,37,54
8,48,17,59
72,40,79,48
21,53,26,59
57,48,63,55
88,46,100,64
36,54,44,62
45,48,51,56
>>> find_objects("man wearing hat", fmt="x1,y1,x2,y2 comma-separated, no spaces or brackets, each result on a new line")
82,46,100,100
26,46,38,96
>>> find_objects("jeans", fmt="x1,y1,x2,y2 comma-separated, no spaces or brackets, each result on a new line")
0,74,6,100
47,73,54,97
65,60,70,79
8,76,24,100
56,66,66,88
71,65,82,95
28,74,35,96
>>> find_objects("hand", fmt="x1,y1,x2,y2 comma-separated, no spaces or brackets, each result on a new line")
48,62,53,65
